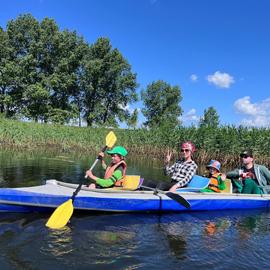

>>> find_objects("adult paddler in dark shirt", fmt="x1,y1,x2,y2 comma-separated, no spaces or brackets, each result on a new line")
226,150,270,194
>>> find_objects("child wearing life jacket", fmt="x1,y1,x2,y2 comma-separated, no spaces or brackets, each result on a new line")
200,160,226,193
85,146,128,189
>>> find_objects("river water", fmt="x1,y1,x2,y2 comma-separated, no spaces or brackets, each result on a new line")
0,150,270,270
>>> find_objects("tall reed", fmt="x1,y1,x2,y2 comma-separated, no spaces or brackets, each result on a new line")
1,118,270,167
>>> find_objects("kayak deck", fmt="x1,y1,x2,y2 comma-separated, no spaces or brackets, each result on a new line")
0,180,269,213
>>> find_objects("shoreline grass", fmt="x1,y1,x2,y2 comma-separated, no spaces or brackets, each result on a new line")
1,118,270,168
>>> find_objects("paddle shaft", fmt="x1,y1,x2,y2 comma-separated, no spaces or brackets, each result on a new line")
46,131,117,229
71,146,108,202
86,146,107,175
141,185,190,209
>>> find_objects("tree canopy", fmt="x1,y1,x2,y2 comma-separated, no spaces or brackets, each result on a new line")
0,14,138,127
199,106,220,128
141,80,182,128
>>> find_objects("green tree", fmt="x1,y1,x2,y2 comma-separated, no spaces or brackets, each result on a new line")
80,38,138,127
127,108,138,129
22,83,50,121
46,109,73,125
0,26,10,115
199,106,220,128
48,30,86,117
37,18,87,122
2,14,87,122
3,14,40,117
1,15,137,126
141,80,182,128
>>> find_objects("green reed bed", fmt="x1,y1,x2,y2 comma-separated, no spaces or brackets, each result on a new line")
117,127,270,167
1,118,270,167
0,118,106,152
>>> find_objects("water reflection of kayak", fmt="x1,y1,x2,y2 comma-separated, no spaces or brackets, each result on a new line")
0,179,270,213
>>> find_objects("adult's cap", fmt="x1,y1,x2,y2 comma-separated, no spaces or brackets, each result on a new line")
107,146,128,157
240,150,253,158
181,141,196,153
207,160,221,172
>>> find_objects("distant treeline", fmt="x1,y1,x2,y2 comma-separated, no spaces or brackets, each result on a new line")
1,117,270,167
0,13,216,130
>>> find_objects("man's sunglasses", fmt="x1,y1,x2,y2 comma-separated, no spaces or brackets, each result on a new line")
181,149,190,153
240,154,250,159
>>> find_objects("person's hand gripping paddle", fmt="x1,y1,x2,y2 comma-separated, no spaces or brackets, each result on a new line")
46,131,117,229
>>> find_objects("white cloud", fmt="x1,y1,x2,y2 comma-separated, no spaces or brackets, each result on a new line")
234,96,258,116
181,109,200,124
207,71,235,88
190,74,198,82
234,96,270,127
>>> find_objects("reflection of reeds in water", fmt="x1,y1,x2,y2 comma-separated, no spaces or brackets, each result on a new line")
0,176,5,186
41,157,75,163
92,230,135,244
41,226,74,257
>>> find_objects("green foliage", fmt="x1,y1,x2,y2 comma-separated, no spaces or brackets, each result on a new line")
22,83,50,121
1,118,270,166
199,106,220,128
127,109,138,129
0,14,137,127
79,38,137,127
46,109,73,125
141,80,182,128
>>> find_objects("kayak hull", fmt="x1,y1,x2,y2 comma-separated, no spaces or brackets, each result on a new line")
0,180,269,213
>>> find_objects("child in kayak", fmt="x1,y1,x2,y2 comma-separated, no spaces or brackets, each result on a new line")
85,146,128,189
201,160,226,193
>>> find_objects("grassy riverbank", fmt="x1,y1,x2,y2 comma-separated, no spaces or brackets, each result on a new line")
1,117,270,167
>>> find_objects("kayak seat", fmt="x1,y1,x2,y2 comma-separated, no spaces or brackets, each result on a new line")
123,175,144,190
112,175,144,191
177,175,210,192
220,179,232,193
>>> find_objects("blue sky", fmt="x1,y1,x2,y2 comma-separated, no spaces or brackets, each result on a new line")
1,0,270,127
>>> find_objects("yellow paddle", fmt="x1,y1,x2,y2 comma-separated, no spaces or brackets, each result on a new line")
46,131,117,229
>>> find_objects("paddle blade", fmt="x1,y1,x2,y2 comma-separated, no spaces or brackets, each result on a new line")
106,131,117,148
166,192,191,209
46,199,74,229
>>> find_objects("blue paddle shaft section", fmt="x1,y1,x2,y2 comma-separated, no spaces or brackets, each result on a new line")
0,187,269,213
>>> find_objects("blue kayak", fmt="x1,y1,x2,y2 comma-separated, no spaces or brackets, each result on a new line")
0,179,270,213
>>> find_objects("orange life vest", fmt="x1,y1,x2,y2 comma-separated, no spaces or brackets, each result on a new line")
208,173,221,192
104,160,127,187
205,222,217,235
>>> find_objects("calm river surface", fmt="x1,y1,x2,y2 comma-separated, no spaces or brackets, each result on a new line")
0,150,270,270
